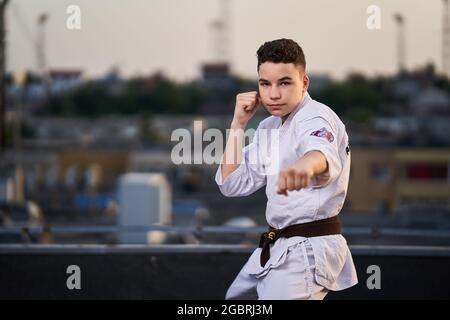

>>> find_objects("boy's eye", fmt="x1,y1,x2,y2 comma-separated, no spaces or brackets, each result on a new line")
259,82,290,86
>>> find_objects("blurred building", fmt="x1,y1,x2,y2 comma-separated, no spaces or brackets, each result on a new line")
198,62,235,115
57,149,129,189
48,69,83,96
347,147,450,215
199,62,232,88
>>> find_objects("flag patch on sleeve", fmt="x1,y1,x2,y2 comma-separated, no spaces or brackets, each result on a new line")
310,127,334,142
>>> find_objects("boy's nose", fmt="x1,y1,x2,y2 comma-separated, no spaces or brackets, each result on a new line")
269,87,281,100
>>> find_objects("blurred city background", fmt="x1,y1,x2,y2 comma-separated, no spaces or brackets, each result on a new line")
0,0,450,299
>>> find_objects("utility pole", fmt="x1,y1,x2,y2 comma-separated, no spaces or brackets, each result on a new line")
443,0,450,77
0,0,10,153
394,13,406,73
37,12,49,99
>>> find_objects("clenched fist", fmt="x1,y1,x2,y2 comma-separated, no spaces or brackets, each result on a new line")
232,91,261,127
276,151,328,196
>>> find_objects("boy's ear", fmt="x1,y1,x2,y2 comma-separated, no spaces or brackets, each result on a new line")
303,74,309,91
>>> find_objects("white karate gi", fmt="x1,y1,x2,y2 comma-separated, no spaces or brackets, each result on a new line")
215,92,358,300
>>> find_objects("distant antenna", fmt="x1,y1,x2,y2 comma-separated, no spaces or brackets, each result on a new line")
394,13,406,73
443,0,450,77
209,0,230,64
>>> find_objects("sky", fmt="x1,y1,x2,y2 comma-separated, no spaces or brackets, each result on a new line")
7,0,442,82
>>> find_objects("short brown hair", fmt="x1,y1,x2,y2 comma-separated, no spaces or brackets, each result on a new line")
256,38,306,71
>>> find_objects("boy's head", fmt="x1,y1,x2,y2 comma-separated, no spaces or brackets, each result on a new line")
256,38,309,120
257,38,306,72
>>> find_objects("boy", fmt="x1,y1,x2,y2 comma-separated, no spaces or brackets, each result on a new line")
215,39,358,300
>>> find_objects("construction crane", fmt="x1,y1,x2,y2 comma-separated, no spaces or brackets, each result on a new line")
0,0,9,152
209,0,230,64
0,1,49,151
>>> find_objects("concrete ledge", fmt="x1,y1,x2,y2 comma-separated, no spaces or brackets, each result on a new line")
1,244,449,299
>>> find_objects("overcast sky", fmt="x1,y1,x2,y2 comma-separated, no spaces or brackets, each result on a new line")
7,0,442,82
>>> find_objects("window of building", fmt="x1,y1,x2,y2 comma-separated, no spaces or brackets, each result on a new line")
371,164,391,182
405,163,448,181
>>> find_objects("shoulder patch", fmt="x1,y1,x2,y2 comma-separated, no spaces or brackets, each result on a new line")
310,127,334,142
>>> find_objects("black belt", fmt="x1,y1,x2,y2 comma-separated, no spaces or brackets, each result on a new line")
258,215,342,267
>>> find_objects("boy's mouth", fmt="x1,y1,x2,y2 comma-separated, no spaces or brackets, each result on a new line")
268,104,285,110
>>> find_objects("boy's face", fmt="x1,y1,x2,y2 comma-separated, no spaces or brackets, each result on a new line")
258,62,309,119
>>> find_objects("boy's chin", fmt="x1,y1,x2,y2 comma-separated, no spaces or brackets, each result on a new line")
268,109,288,117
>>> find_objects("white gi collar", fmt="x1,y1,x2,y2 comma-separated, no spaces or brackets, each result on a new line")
278,91,311,129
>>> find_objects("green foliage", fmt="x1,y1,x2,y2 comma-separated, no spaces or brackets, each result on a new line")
44,78,206,117
40,64,448,124
315,73,384,123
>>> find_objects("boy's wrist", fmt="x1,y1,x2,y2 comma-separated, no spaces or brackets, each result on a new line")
293,157,315,174
230,120,246,129
302,151,328,175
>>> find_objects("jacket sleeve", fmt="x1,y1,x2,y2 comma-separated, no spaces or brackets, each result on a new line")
294,116,342,188
215,127,267,197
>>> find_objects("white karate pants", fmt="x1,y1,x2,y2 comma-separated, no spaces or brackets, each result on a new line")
225,239,329,300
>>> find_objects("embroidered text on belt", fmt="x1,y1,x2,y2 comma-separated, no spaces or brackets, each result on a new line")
258,215,342,267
